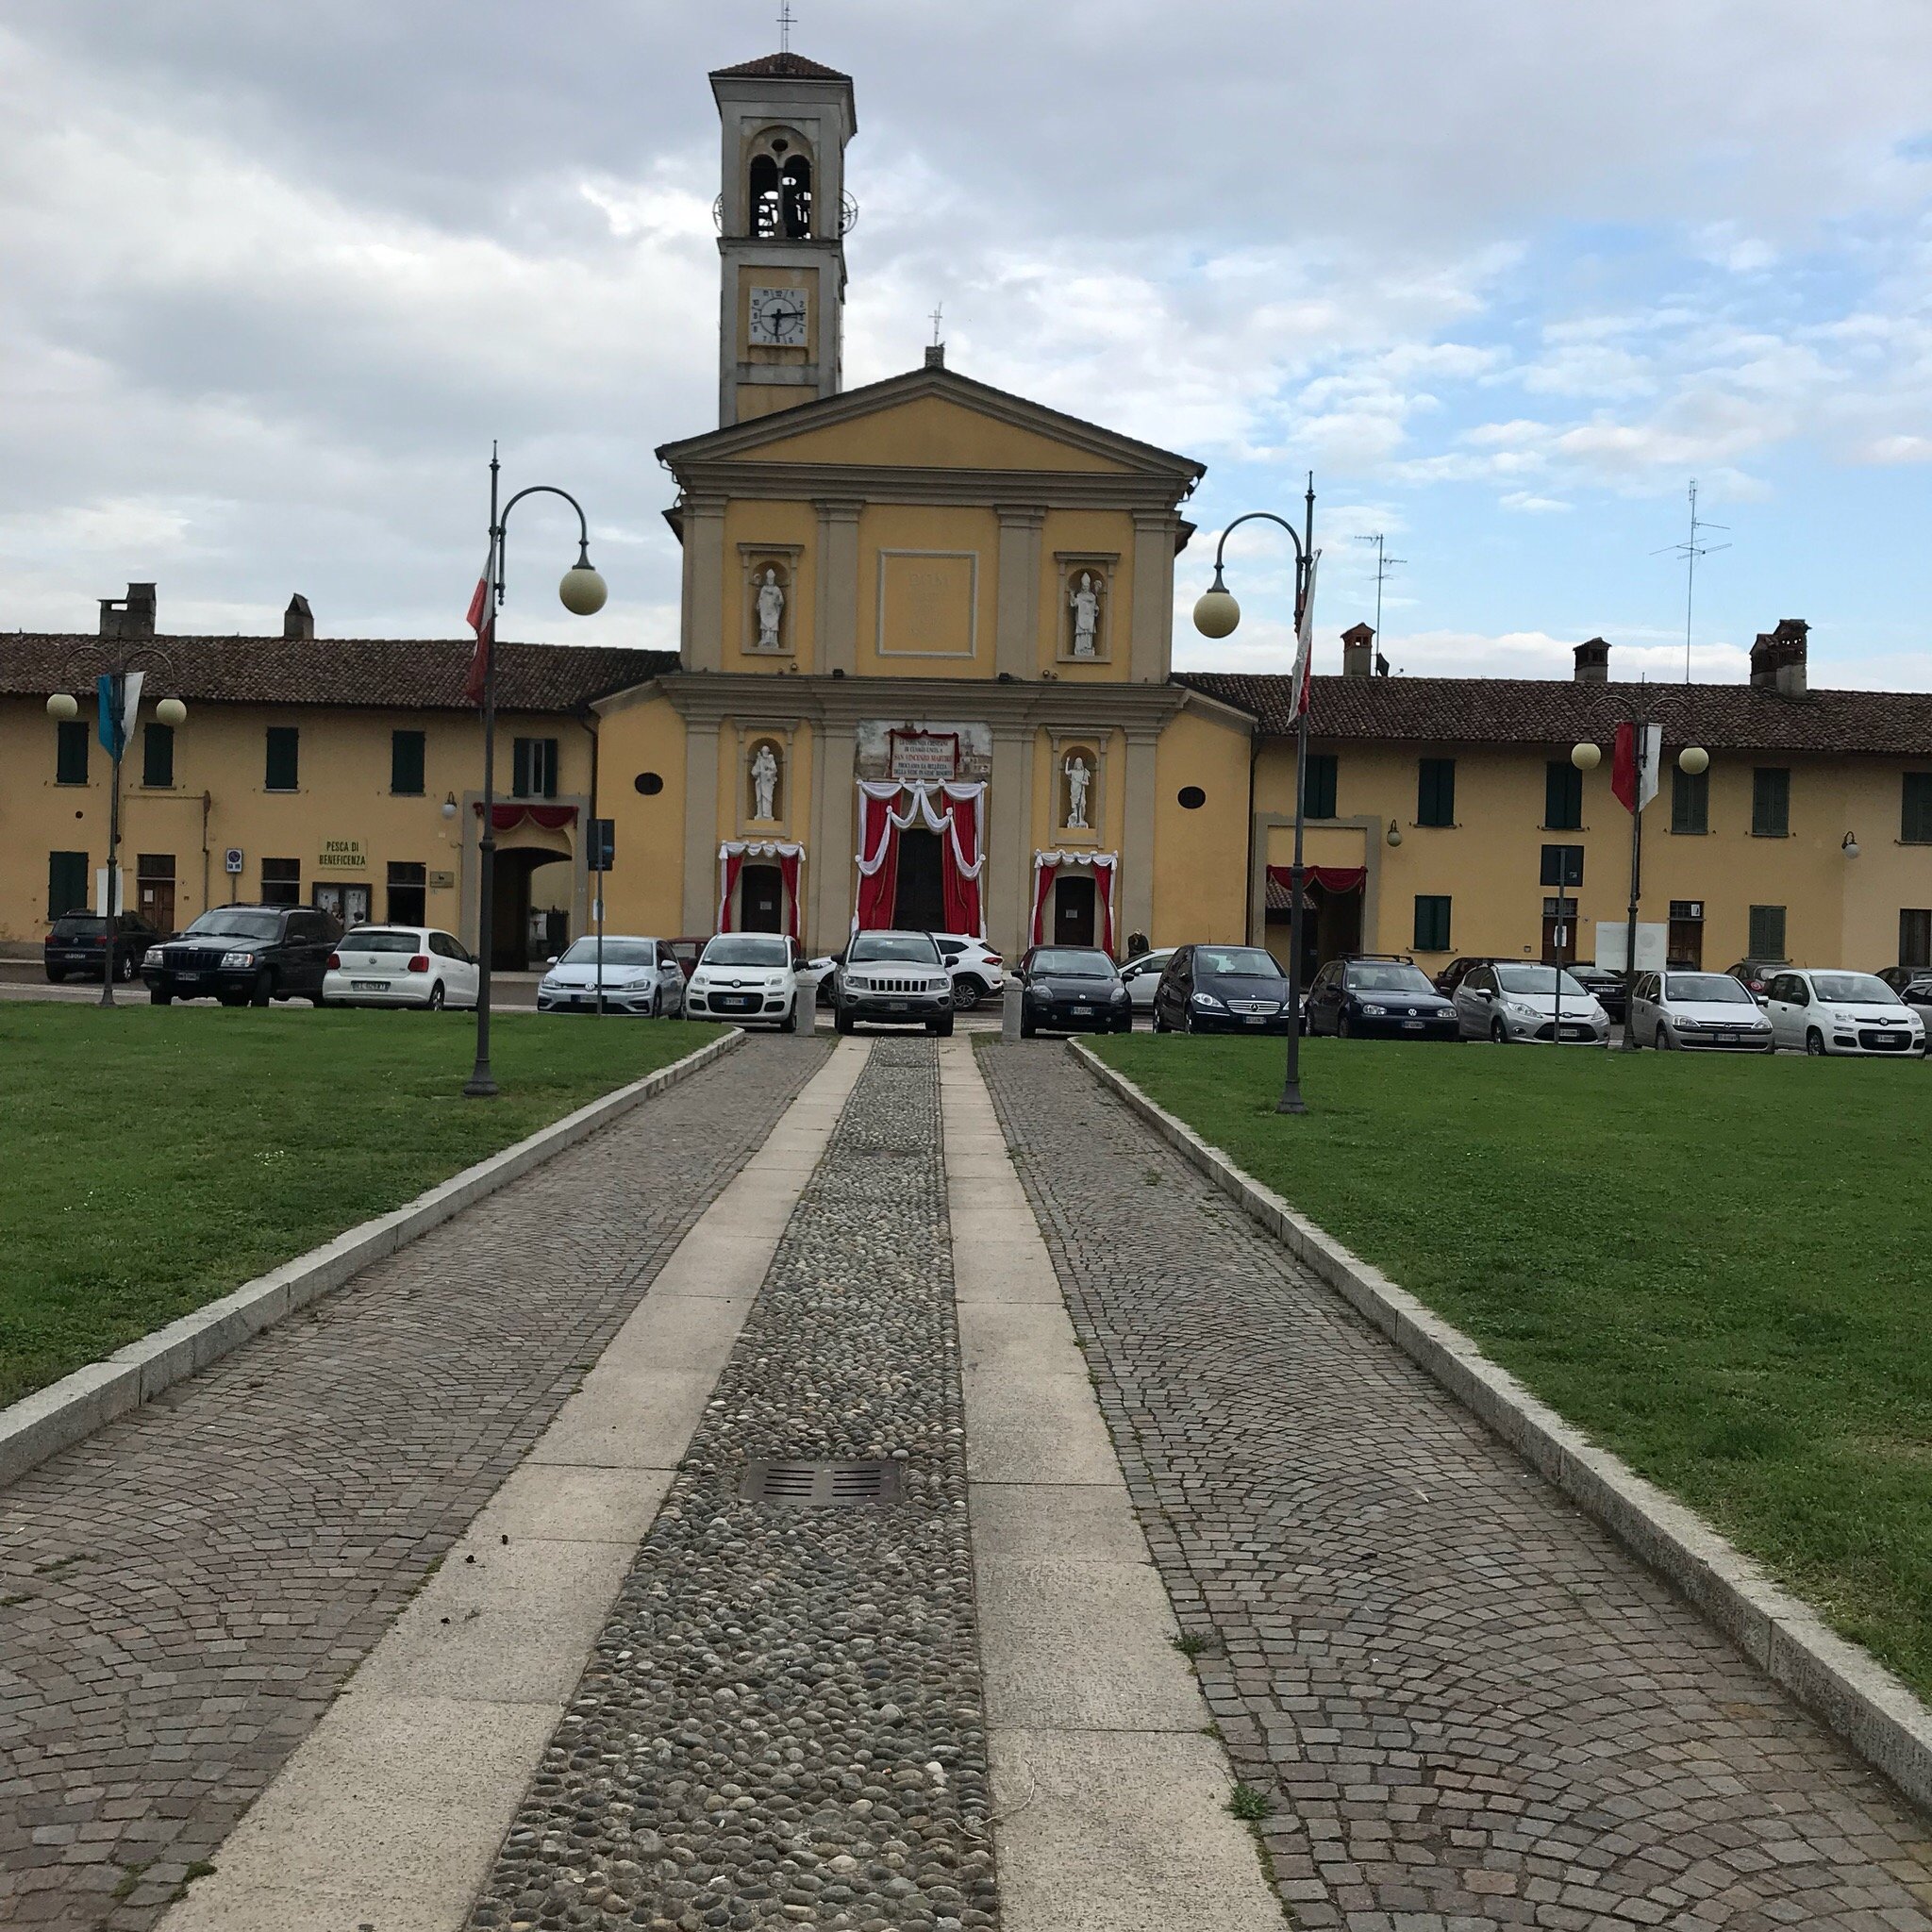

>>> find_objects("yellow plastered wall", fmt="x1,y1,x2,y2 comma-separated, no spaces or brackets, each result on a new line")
595,691,687,940
1843,762,1932,968
739,392,1132,473
1035,508,1137,682
857,504,998,679
721,498,819,673
1152,707,1249,945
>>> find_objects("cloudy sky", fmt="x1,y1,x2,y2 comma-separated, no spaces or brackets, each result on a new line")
3,0,1929,688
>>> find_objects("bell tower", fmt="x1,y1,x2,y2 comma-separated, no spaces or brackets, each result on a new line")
709,51,856,426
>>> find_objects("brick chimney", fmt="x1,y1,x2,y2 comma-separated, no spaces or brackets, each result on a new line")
1573,637,1610,683
1750,618,1807,696
1341,621,1374,679
98,582,156,641
284,593,314,641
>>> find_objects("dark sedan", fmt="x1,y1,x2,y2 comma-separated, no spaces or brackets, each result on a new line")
1017,945,1132,1037
1567,962,1628,1023
1305,955,1459,1040
45,910,166,983
1151,943,1295,1035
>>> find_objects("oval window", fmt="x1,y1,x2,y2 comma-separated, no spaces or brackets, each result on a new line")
634,772,665,796
1177,785,1206,810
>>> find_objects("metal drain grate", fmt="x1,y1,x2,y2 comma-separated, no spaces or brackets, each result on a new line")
739,1459,903,1507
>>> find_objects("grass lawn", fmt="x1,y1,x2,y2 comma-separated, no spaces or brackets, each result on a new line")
1090,1033,1932,1701
0,1004,724,1407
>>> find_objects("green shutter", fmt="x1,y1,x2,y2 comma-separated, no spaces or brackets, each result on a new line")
1304,754,1338,819
265,726,299,791
512,739,533,798
1751,767,1789,837
55,720,89,785
1413,894,1451,952
1902,773,1932,844
1671,766,1708,834
1747,905,1787,960
47,851,89,920
142,723,175,789
1417,758,1456,826
1544,760,1581,829
391,730,425,795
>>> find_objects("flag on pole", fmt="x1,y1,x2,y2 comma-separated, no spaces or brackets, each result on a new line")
1611,721,1662,813
1290,548,1322,718
463,563,493,707
95,670,144,758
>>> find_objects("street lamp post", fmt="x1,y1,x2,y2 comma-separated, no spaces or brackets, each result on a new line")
45,652,187,1008
1192,477,1318,1116
465,449,608,1099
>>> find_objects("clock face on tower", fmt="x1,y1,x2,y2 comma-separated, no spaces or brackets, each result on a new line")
747,286,809,347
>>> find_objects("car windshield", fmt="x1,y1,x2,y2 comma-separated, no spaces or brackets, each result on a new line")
184,910,281,941
1665,973,1750,1004
1346,963,1435,993
701,935,790,967
1031,948,1114,977
51,916,107,936
1494,964,1587,997
850,933,941,964
559,939,655,967
1811,973,1900,1005
1195,947,1283,978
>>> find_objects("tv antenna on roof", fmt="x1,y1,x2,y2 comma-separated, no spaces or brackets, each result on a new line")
929,304,944,347
1653,479,1729,684
1353,533,1405,655
777,0,796,53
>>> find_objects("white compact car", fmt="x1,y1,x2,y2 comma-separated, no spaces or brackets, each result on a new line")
685,932,806,1028
1453,960,1610,1043
931,933,1006,1010
321,926,479,1010
1761,968,1926,1057
1627,970,1774,1051
537,936,686,1017
1117,948,1175,1013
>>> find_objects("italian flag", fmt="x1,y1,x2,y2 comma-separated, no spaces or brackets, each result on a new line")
463,565,493,707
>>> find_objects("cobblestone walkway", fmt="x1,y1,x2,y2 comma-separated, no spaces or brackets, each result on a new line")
466,1039,997,1932
979,1044,1932,1932
0,1039,831,1932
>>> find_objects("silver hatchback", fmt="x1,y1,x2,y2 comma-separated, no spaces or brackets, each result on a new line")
1627,970,1773,1051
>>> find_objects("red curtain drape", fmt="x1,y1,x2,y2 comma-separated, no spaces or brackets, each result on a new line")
1266,863,1365,894
1029,860,1058,946
717,850,745,933
940,789,981,939
855,791,899,931
777,849,802,942
1093,856,1117,955
475,803,578,832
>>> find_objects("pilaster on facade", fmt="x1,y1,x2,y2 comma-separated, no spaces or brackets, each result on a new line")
813,499,863,676
1130,510,1180,685
994,505,1047,680
681,496,730,672
810,718,858,941
681,721,723,934
1120,728,1161,946
988,724,1035,962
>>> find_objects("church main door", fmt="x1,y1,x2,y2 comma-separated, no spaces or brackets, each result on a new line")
891,828,946,932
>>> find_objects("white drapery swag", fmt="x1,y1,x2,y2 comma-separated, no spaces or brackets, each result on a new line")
853,780,987,880
1029,847,1120,952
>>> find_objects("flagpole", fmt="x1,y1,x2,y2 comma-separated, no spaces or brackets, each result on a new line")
465,445,504,1098
1622,714,1646,1053
100,673,125,1009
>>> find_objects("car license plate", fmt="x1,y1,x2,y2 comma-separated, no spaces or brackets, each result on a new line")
1402,1020,1424,1030
888,999,908,1012
1243,1015,1263,1024
352,980,386,991
718,994,755,1011
176,972,199,982
1073,1005,1093,1016
1715,1032,1735,1044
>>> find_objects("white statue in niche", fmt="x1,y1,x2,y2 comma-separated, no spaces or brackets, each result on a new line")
1063,753,1091,830
756,567,786,650
751,742,780,821
1069,571,1101,658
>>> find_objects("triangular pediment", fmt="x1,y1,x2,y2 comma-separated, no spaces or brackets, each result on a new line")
657,365,1203,483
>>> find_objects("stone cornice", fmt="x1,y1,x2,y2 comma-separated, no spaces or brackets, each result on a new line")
670,459,1193,512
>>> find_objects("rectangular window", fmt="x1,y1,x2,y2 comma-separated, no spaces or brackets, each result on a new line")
47,850,89,920
1302,753,1338,820
1416,757,1456,827
387,860,427,927
56,719,90,786
1898,908,1931,970
1543,759,1582,830
1747,904,1787,961
512,736,559,800
265,726,300,792
1540,843,1584,887
260,858,301,907
1412,893,1452,953
1751,765,1790,837
1671,764,1708,834
391,729,426,796
142,722,175,789
1902,773,1932,844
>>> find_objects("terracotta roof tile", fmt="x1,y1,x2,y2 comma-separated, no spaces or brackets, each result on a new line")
1181,672,1932,759
0,634,676,715
710,52,851,80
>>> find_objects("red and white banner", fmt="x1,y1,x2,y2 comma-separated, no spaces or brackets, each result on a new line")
463,561,494,707
1611,722,1662,813
1029,849,1118,953
1290,548,1322,719
852,781,986,937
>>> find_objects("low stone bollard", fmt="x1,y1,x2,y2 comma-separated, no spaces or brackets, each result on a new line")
791,978,820,1036
1002,976,1023,1042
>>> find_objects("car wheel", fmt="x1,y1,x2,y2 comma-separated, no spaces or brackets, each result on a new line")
952,974,985,1012
834,1007,854,1035
1806,1027,1827,1057
1655,1024,1673,1049
427,981,446,1011
249,971,273,1008
1338,1013,1353,1040
1020,1015,1037,1040
149,988,172,1006
1152,1007,1168,1033
46,968,66,983
1491,1018,1508,1044
927,1014,955,1038
1182,1008,1196,1036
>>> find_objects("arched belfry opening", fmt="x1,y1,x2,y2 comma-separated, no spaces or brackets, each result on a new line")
749,133,814,239
780,155,812,237
750,154,780,237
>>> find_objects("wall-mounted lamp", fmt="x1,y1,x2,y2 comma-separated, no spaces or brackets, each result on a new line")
1385,822,1403,848
441,791,458,821
1842,831,1860,858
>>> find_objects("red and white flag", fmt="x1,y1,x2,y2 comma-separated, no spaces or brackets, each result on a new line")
463,564,493,707
1290,548,1322,718
1611,721,1662,813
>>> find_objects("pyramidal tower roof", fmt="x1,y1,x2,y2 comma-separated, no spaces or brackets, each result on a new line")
709,51,851,81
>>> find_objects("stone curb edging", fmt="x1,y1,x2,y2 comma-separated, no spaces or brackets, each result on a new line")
1066,1039,1932,1818
0,1029,746,1495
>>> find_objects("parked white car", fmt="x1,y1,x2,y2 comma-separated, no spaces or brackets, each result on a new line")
1117,947,1175,1013
1627,970,1774,1051
1762,968,1926,1057
537,936,686,1017
1453,960,1609,1043
932,933,1006,1010
685,932,806,1028
322,926,479,1010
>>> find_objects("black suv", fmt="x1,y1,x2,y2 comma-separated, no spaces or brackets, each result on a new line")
143,904,341,1007
45,910,166,984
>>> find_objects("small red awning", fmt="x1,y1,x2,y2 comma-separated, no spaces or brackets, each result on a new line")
473,803,579,832
1266,863,1365,896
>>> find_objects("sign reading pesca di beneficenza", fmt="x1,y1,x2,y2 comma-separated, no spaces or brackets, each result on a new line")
316,838,368,872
